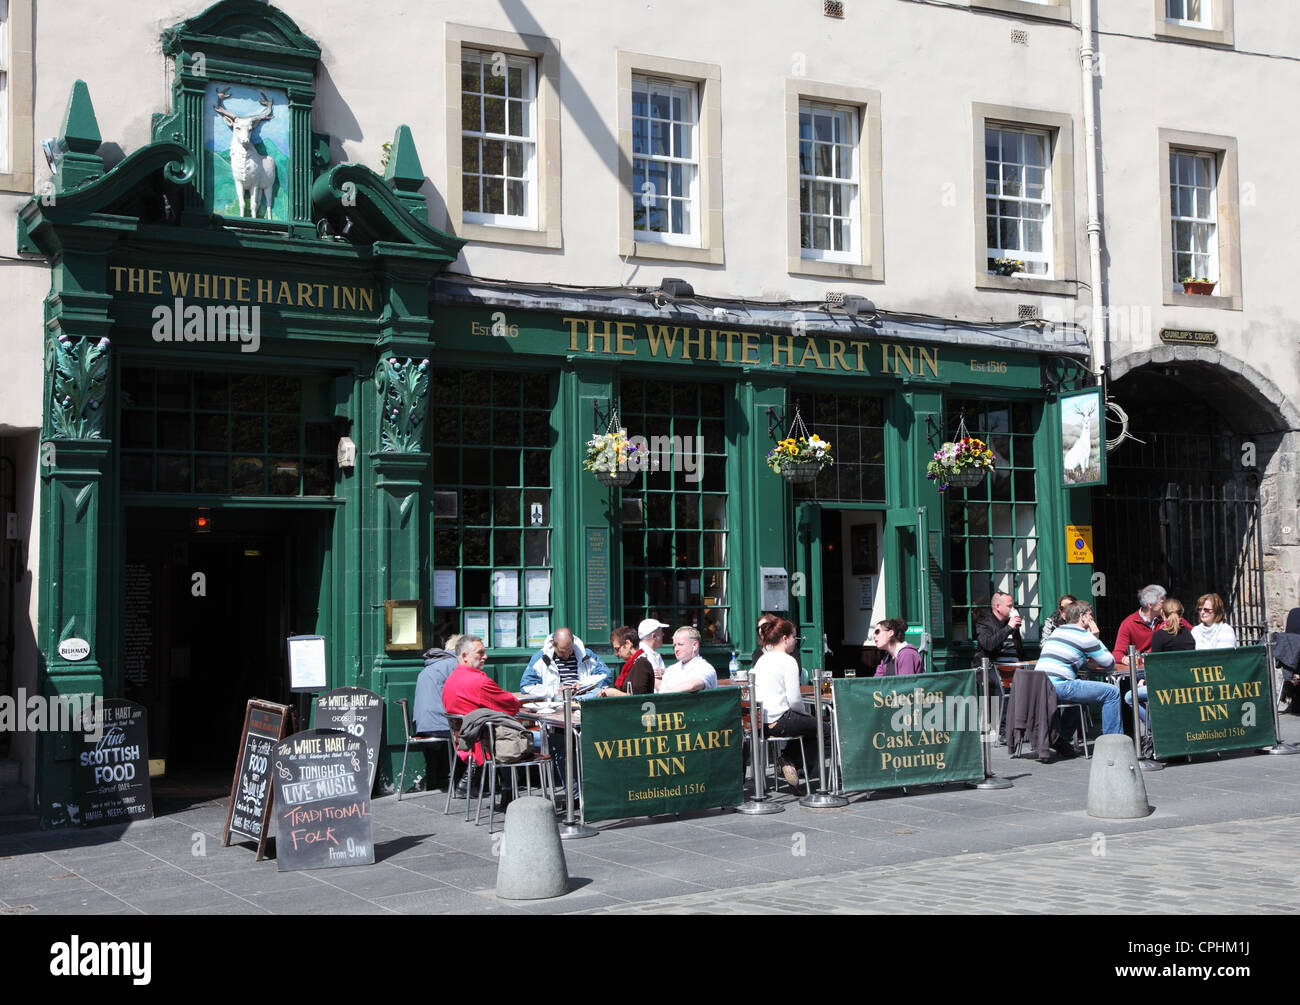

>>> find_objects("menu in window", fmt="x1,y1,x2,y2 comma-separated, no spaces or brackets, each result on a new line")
525,569,550,607
493,611,519,649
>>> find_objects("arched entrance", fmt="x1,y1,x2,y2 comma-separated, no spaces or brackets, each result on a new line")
1093,348,1299,643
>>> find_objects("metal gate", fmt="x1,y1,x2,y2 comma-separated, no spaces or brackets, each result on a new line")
1093,482,1266,645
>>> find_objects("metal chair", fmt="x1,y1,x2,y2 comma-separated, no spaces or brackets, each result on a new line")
472,721,556,834
764,730,811,796
396,698,456,803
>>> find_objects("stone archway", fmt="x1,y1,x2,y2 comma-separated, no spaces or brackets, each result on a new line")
1094,348,1299,639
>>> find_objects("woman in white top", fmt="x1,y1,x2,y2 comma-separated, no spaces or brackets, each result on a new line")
1192,593,1237,650
751,617,817,790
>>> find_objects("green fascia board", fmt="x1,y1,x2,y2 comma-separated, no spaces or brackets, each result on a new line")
313,163,465,262
161,0,322,64
19,141,196,254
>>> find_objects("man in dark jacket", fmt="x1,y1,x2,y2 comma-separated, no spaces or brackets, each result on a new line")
976,592,1023,672
413,635,459,791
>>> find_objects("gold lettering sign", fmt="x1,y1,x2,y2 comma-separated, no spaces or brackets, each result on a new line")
109,266,377,313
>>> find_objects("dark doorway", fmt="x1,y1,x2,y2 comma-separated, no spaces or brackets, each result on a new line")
124,507,331,774
1092,365,1268,643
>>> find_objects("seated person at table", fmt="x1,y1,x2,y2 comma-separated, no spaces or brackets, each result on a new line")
1192,593,1238,650
1041,594,1100,643
442,635,544,764
520,627,612,700
414,633,460,791
872,618,923,676
753,611,803,680
1126,598,1194,727
601,626,657,696
976,591,1023,691
1035,601,1123,752
1112,584,1192,668
638,617,671,684
660,626,718,692
752,617,816,789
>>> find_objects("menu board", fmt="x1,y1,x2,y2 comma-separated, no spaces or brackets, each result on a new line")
75,699,154,828
123,563,154,687
271,730,373,871
313,687,383,795
223,699,291,860
585,527,611,636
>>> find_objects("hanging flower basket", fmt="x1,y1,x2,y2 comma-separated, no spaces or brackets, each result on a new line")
766,404,833,485
927,437,994,492
927,410,995,493
594,467,637,488
583,418,639,489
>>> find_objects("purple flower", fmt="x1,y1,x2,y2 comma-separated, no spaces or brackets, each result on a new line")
419,359,429,368
98,337,110,348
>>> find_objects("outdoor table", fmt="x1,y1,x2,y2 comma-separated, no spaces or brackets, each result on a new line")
996,660,1036,694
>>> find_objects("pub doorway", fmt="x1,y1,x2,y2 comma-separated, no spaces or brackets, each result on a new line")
123,506,332,782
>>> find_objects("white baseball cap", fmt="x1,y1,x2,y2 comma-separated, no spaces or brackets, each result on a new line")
637,618,670,638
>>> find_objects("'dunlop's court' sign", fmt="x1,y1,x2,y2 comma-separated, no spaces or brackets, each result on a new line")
1145,646,1274,759
832,670,985,791
580,689,743,823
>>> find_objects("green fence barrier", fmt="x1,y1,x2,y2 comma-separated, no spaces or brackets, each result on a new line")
580,688,744,823
1146,645,1274,759
832,670,985,791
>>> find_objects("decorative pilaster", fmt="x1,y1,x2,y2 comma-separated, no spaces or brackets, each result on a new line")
375,356,430,452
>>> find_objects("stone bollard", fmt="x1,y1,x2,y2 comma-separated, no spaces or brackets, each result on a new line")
1086,734,1152,819
496,796,570,900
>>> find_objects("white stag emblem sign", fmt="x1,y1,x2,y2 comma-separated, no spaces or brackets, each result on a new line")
1063,400,1098,482
215,87,277,218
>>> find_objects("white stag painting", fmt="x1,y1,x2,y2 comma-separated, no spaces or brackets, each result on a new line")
1061,393,1103,486
204,83,290,221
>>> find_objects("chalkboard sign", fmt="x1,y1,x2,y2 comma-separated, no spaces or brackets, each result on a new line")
271,729,374,872
223,699,291,861
313,687,383,795
76,699,154,828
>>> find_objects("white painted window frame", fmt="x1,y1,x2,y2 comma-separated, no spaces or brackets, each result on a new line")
630,74,700,247
1169,148,1219,289
985,124,1054,279
798,101,860,265
460,49,538,231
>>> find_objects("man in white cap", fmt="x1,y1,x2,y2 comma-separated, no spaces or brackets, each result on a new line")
637,617,670,685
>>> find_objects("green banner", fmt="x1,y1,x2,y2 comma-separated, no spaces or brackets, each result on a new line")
1146,645,1274,759
580,689,743,823
832,670,985,791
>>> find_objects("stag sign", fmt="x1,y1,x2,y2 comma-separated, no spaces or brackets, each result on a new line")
204,83,290,221
1060,387,1106,488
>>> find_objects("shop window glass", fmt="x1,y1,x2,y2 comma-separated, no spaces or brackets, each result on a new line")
791,391,886,503
120,369,334,497
620,377,730,645
430,369,556,650
946,398,1041,644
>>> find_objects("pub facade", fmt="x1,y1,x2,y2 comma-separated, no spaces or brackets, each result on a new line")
15,1,1108,824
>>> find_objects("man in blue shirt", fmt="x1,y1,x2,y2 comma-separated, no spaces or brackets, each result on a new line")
1035,601,1123,749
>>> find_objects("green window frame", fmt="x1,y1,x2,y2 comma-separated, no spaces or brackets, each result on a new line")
430,369,555,651
790,389,886,502
619,377,730,646
946,399,1041,643
119,368,335,496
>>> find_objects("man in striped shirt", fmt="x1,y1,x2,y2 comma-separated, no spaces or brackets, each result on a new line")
1036,601,1123,738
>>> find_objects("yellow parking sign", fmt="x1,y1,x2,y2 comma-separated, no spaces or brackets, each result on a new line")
1065,525,1093,564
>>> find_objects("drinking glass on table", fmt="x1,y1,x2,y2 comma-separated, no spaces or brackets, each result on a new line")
821,671,833,696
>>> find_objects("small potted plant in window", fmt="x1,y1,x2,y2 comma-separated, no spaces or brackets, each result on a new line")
991,257,1025,277
1180,276,1217,295
584,426,639,487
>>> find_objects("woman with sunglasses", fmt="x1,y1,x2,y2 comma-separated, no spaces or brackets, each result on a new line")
1191,593,1237,650
872,618,923,676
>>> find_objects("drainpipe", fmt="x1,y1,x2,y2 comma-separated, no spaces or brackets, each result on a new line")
1080,0,1107,378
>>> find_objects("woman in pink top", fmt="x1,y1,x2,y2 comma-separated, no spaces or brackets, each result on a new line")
872,619,924,676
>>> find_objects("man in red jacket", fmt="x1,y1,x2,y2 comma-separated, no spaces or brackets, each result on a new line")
442,635,525,765
1112,584,1193,668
